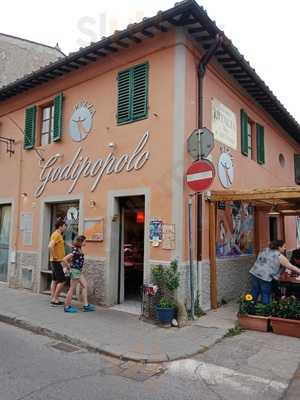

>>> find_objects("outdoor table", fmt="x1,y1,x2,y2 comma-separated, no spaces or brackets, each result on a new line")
278,273,300,298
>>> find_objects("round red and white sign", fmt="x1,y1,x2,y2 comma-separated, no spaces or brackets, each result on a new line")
186,160,215,192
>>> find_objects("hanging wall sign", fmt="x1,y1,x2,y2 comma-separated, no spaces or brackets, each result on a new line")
218,149,234,188
69,101,96,142
34,131,150,198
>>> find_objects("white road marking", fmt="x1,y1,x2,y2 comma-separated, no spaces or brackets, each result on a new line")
187,171,213,182
168,360,287,395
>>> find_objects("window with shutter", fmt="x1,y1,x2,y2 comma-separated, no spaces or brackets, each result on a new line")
53,93,64,142
240,109,248,156
117,70,131,124
117,62,149,125
132,63,148,121
256,123,265,165
24,106,36,150
41,104,54,146
294,154,300,184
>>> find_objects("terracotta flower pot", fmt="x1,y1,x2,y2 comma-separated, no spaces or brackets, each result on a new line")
238,314,270,332
271,317,300,338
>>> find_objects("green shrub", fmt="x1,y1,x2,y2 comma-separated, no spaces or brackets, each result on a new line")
271,297,300,320
158,298,175,309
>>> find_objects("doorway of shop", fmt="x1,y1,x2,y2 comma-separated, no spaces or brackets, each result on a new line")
0,205,11,282
40,201,80,293
115,196,145,314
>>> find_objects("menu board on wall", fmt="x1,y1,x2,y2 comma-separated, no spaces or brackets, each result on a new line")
212,98,237,149
162,224,176,250
216,202,254,258
20,213,33,246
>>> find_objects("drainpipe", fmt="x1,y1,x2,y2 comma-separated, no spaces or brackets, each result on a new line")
196,34,224,305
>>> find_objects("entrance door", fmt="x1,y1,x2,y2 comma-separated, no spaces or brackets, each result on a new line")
0,205,11,282
118,196,145,303
50,202,80,255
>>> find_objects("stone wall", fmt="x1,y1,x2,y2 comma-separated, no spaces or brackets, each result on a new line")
216,256,255,302
11,252,39,292
198,256,255,310
83,258,106,305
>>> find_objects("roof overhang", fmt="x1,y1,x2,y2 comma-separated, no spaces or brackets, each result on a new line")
208,187,300,216
1,0,299,144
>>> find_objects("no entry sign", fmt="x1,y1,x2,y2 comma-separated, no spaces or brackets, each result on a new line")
186,160,215,192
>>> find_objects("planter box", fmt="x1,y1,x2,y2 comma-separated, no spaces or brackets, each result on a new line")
271,317,300,338
238,314,270,332
156,306,175,326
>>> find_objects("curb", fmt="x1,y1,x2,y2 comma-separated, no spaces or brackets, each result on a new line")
0,312,226,364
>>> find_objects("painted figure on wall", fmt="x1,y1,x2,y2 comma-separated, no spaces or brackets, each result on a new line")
216,201,254,258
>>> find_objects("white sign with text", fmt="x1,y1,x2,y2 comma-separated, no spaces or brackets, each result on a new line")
34,131,150,198
211,98,237,149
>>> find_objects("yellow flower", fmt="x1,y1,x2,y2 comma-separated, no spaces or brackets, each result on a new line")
245,294,253,301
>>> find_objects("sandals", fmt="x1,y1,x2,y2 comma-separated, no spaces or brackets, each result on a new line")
51,301,64,306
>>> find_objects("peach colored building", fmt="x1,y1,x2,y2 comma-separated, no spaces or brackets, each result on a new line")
0,1,300,311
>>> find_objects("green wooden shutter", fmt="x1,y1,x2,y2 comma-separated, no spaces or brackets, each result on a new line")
256,123,265,164
132,63,148,121
240,109,248,156
117,69,131,124
24,106,36,150
53,93,64,142
294,154,300,184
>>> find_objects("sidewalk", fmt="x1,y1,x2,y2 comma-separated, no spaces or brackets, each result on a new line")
284,367,300,400
0,286,235,363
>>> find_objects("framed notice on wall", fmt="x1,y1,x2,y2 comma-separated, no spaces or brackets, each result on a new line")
162,224,176,250
211,98,237,149
83,218,104,242
20,213,33,246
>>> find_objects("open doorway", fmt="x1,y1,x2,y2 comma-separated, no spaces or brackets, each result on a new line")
116,196,145,312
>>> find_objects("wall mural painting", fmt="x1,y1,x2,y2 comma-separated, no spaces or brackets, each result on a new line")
216,201,255,258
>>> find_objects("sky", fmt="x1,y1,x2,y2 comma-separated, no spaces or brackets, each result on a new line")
1,0,299,122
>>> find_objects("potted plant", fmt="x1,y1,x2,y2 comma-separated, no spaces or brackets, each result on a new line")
152,260,180,326
156,298,176,325
238,294,271,332
271,297,300,338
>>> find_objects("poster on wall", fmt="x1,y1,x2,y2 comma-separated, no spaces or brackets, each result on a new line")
83,218,104,242
211,98,237,149
216,202,254,258
149,219,163,246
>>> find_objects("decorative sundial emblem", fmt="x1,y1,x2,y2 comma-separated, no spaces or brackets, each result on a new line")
218,149,234,188
69,101,96,142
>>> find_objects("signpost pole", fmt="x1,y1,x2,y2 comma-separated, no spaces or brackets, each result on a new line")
188,195,195,320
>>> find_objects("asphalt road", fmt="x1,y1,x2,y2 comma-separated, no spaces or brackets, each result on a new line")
0,321,299,400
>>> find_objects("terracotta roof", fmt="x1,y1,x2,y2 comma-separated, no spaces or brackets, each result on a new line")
0,0,299,143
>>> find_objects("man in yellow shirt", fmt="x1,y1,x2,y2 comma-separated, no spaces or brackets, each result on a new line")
48,218,67,305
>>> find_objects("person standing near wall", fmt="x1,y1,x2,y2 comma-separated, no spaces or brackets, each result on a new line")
249,240,300,304
48,218,67,306
62,235,95,313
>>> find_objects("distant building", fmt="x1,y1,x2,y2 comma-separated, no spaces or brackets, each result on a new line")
0,33,64,87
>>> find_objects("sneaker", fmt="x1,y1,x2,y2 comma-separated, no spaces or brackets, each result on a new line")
64,306,78,313
51,301,64,306
83,304,95,312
